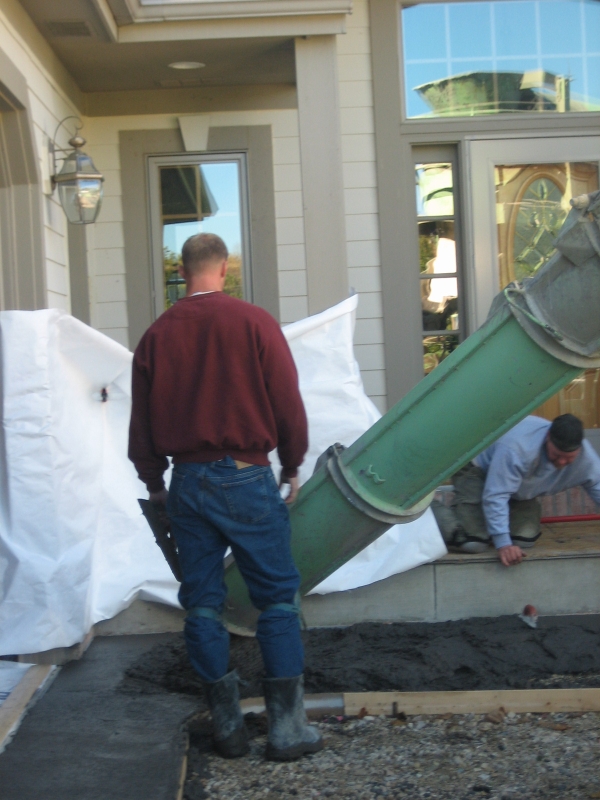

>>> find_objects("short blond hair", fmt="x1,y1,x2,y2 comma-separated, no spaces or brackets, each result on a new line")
181,233,228,276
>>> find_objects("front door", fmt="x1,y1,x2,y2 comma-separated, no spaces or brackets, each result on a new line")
467,135,600,450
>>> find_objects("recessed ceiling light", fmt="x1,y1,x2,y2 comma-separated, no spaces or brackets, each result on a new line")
168,61,205,70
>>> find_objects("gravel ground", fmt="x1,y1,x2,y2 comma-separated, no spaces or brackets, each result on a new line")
119,623,600,799
184,709,600,800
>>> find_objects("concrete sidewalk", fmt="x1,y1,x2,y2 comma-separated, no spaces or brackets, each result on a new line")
0,634,197,800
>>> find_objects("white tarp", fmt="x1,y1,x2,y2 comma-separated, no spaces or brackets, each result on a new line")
0,311,175,655
0,299,445,656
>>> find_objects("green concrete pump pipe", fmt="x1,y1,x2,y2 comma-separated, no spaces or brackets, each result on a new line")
223,191,600,635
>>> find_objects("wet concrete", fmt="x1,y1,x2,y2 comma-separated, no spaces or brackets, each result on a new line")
0,634,198,800
123,614,600,700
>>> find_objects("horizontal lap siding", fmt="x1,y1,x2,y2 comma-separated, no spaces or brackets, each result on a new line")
0,2,82,314
339,0,386,412
84,109,308,344
4,0,384,405
84,115,177,347
269,113,308,324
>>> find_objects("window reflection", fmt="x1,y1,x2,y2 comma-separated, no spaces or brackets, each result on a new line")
495,162,599,285
416,161,461,373
416,163,454,216
159,161,244,309
419,224,458,331
423,334,460,373
494,160,600,428
403,0,600,118
535,368,600,429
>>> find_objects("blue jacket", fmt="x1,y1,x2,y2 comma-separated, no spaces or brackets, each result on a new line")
472,416,600,548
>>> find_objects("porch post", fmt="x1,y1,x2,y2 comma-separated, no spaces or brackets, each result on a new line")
295,35,348,315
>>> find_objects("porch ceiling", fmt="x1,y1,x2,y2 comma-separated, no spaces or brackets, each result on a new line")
18,0,296,92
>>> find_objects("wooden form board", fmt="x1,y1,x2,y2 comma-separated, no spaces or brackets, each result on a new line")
176,733,189,800
241,689,600,719
344,689,600,717
0,665,54,753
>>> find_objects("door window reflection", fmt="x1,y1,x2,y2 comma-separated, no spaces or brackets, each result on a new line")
494,160,600,429
159,161,245,309
419,221,458,332
495,162,598,285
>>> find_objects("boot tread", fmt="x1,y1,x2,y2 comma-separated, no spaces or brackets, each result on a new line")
213,724,250,759
266,737,324,762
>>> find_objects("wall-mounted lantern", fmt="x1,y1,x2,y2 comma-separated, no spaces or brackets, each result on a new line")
51,117,104,225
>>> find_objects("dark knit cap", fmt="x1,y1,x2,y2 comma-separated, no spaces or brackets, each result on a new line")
549,414,584,452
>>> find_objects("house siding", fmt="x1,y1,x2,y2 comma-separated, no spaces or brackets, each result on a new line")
0,0,82,314
83,108,309,347
83,115,176,348
338,0,386,413
1,0,387,410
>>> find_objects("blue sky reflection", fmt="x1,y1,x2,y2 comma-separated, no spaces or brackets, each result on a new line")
403,0,600,117
162,162,242,257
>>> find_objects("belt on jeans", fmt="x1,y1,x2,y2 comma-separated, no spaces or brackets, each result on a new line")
234,460,253,469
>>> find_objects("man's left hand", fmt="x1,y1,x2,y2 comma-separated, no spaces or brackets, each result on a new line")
280,472,299,504
149,488,169,506
497,544,525,567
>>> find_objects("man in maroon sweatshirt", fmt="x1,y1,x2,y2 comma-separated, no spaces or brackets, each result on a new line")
129,233,322,762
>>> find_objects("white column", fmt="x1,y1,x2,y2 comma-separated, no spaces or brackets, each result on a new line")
295,35,348,315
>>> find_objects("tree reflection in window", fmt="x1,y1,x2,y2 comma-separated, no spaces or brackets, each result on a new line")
512,177,566,281
159,162,245,309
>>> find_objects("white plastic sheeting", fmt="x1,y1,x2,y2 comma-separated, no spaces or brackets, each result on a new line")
0,299,445,656
0,311,175,655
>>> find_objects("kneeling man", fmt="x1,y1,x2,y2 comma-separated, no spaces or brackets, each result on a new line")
433,414,600,567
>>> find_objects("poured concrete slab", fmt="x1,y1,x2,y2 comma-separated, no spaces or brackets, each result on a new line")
303,563,436,626
95,599,186,636
0,634,197,800
436,555,600,619
89,522,600,631
304,521,600,626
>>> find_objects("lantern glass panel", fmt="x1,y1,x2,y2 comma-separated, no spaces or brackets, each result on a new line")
55,148,104,224
58,178,103,224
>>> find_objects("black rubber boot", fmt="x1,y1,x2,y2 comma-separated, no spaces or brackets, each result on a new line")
203,670,249,758
263,674,324,761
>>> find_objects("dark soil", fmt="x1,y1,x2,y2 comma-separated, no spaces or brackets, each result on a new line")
121,614,600,701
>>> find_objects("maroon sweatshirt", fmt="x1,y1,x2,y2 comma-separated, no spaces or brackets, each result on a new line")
128,292,308,492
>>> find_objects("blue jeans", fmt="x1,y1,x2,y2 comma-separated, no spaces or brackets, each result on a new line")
166,458,304,682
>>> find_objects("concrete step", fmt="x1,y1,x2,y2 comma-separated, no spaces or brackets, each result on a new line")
15,523,600,667
95,521,600,633
303,521,600,626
